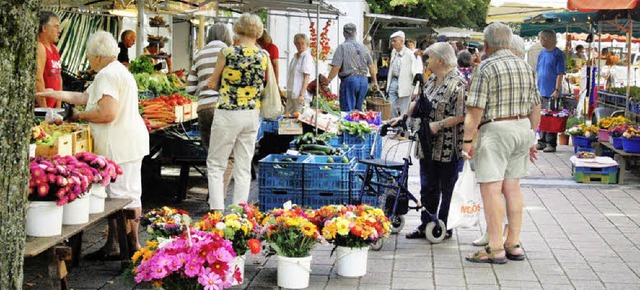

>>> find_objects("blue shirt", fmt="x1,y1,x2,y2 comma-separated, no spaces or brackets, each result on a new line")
536,47,565,98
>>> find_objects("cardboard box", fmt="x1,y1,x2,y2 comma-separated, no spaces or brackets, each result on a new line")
174,105,184,123
35,134,73,158
278,118,303,135
191,103,198,119
182,103,192,121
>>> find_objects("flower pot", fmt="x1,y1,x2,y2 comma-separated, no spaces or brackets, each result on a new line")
62,195,90,225
335,246,369,277
26,201,63,237
572,135,593,148
610,136,624,149
228,253,246,286
622,137,640,153
89,184,107,214
276,255,312,289
558,134,569,146
597,128,610,142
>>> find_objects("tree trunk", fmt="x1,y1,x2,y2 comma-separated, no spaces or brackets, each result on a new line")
0,1,39,289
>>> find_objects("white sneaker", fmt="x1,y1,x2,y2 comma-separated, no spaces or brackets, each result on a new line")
472,232,489,246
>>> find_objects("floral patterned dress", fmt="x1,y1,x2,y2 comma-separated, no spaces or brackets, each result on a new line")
217,45,269,110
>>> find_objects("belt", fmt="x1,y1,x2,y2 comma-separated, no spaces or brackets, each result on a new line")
478,115,528,128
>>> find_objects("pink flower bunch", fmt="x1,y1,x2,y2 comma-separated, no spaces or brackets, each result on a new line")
74,152,123,186
29,156,91,206
133,230,241,289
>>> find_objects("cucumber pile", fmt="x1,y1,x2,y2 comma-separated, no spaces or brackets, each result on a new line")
294,132,346,156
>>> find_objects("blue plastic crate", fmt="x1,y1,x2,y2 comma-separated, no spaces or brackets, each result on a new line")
303,189,350,209
327,135,343,147
574,165,618,175
259,188,303,212
303,155,352,191
573,136,593,148
347,144,366,161
258,154,309,190
260,117,281,134
574,145,596,154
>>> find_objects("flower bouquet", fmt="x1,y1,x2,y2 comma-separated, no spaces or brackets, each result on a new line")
598,115,633,130
140,206,192,240
261,206,322,258
312,204,390,248
132,230,240,290
74,152,123,186
611,125,632,138
566,123,599,139
194,204,263,256
29,156,92,206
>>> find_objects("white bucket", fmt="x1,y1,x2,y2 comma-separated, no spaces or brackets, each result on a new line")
29,144,36,158
335,246,369,277
62,195,90,225
227,253,246,285
276,255,312,289
26,201,63,237
89,184,107,214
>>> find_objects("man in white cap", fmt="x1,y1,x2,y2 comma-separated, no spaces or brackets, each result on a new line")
387,30,422,119
328,23,378,112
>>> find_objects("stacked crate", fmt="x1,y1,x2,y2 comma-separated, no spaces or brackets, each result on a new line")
302,155,352,208
574,166,618,184
258,154,309,211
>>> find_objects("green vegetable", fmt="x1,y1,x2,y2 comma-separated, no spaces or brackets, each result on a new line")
299,144,334,154
129,56,155,74
341,156,349,163
326,157,334,163
302,150,326,155
281,158,294,162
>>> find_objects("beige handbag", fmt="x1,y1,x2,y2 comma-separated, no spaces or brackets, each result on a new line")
260,60,283,120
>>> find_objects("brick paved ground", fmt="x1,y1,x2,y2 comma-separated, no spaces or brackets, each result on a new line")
23,140,640,289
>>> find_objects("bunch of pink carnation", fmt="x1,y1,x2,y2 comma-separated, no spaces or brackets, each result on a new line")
29,156,91,206
74,152,123,186
133,230,240,289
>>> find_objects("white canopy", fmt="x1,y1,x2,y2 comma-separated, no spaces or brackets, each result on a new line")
486,0,567,23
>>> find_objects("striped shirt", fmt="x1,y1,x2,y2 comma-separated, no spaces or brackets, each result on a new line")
466,49,540,121
186,40,227,106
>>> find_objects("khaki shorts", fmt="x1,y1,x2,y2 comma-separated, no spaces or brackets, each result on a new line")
475,119,533,183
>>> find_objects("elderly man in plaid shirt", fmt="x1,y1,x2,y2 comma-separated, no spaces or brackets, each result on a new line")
462,22,541,264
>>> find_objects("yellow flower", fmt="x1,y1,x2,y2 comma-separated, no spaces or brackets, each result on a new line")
237,86,258,99
226,219,241,230
243,47,256,57
301,221,317,237
223,68,242,82
237,97,248,107
285,217,300,228
322,223,337,240
335,217,350,236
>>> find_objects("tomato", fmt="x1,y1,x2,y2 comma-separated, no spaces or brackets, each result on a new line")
168,100,177,107
293,112,300,118
177,99,185,106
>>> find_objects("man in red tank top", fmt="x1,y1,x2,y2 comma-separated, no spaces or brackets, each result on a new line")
36,11,63,108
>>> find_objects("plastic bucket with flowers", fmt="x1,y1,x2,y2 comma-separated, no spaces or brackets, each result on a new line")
598,116,634,143
622,126,640,153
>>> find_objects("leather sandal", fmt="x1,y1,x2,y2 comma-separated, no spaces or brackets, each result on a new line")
465,246,507,264
504,244,526,261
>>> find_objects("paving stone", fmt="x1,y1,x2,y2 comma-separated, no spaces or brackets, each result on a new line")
358,284,393,290
595,270,640,283
467,284,500,290
497,279,543,288
391,274,434,289
571,280,606,290
433,273,465,286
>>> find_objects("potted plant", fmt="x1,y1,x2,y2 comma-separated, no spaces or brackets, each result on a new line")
132,230,240,290
312,204,391,277
597,116,634,142
566,123,598,148
610,125,630,149
194,203,263,285
261,206,323,289
139,206,192,240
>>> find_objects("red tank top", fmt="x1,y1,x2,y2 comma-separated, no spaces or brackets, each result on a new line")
43,44,62,108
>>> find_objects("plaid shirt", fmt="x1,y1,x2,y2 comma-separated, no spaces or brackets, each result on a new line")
466,49,540,121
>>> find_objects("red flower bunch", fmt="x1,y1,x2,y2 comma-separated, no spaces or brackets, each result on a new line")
309,20,332,61
29,156,92,206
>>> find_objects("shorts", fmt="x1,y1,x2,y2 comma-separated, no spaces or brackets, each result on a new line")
475,119,533,183
107,159,143,209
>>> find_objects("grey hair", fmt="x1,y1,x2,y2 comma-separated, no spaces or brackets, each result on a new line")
293,33,309,44
510,34,526,58
86,31,119,58
428,42,457,68
457,50,472,68
483,22,512,49
207,23,232,46
538,30,557,45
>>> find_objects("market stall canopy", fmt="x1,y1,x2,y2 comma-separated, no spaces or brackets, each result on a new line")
364,13,429,25
434,27,481,39
486,0,568,23
568,0,640,12
522,10,640,37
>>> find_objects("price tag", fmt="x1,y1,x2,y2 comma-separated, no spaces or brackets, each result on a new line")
278,118,303,135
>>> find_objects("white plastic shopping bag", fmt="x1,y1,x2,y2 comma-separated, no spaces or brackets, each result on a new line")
447,160,482,230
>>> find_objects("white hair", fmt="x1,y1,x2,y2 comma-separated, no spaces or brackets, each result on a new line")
510,35,526,59
86,31,119,58
538,30,557,46
484,22,512,49
428,42,457,68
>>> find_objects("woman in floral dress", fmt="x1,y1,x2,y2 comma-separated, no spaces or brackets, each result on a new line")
206,13,269,211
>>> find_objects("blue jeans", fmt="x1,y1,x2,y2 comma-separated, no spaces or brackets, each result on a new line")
417,157,461,232
339,75,368,112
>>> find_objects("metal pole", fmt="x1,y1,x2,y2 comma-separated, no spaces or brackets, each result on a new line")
626,11,632,118
314,3,320,136
136,0,145,57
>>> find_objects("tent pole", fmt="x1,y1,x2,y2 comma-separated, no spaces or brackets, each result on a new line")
136,0,144,57
314,3,320,136
585,23,592,119
626,11,632,118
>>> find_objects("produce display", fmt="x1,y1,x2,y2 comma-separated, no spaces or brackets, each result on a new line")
35,122,85,146
338,120,374,138
293,132,346,156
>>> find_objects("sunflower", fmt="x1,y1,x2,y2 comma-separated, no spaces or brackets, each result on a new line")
322,223,338,240
300,221,317,237
335,217,350,236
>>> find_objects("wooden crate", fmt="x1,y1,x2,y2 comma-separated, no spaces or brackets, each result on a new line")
191,102,198,119
70,124,91,154
182,104,192,121
174,105,184,123
35,134,73,158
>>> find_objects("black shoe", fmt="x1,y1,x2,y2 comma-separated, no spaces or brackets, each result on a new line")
405,229,426,239
84,248,121,261
444,230,453,240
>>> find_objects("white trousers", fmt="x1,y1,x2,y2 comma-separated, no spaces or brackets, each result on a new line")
207,109,260,210
107,159,143,209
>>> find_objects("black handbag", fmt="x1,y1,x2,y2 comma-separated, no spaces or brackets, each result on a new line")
411,93,433,157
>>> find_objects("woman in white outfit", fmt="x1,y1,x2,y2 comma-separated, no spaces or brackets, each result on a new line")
285,33,315,114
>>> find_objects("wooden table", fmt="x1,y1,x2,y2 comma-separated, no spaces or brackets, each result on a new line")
598,141,640,184
24,198,131,290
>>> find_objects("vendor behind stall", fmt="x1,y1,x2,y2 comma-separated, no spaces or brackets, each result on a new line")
36,11,62,108
36,31,149,260
144,42,173,73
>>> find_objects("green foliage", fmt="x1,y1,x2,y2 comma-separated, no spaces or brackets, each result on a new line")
367,0,490,29
566,116,584,130
129,56,155,74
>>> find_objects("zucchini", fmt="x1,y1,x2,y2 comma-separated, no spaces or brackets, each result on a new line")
299,144,334,154
302,150,327,155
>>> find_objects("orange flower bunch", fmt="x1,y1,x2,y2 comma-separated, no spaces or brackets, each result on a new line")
309,20,332,61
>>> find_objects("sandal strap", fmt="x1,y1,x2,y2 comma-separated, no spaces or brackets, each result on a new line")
472,246,504,259
504,244,521,251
